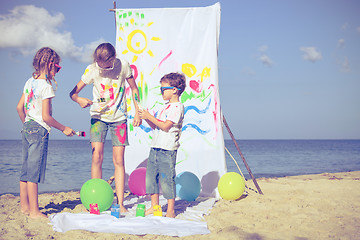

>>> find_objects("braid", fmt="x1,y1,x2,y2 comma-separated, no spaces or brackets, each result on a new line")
32,47,61,89
32,48,46,78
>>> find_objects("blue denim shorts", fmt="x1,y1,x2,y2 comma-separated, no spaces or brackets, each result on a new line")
90,118,129,146
146,148,177,199
20,120,49,183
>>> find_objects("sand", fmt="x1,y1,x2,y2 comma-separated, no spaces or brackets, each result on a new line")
1,171,359,240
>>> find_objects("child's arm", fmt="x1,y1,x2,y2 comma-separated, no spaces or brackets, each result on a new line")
144,117,157,130
16,93,26,123
139,110,174,132
142,114,157,130
126,76,142,127
69,80,93,108
42,98,75,136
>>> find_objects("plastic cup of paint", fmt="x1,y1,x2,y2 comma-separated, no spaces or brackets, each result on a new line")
136,204,145,217
111,204,120,218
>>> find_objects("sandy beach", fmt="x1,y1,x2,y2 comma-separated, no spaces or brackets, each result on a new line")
1,171,359,240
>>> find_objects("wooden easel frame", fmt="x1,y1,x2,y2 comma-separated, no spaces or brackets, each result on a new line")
223,116,263,194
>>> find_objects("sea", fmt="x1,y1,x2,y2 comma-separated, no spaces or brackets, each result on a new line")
1,139,360,196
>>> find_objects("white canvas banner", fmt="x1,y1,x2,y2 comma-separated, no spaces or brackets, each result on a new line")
116,3,225,196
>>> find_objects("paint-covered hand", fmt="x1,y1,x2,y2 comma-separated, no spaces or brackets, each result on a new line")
133,111,142,127
77,97,93,108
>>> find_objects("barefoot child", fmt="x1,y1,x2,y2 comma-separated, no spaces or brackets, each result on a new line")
69,43,141,212
16,47,75,218
139,72,186,218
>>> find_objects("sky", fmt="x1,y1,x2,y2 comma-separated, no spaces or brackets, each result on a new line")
0,0,359,140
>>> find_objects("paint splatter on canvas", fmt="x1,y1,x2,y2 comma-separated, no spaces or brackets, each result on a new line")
116,3,225,196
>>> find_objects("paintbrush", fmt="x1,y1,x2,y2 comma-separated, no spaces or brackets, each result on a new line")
75,131,86,137
135,95,143,111
136,100,143,111
97,97,106,103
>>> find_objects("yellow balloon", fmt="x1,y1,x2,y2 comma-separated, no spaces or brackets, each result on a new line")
218,172,245,200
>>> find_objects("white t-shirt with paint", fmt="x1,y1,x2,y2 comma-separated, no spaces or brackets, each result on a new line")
151,102,184,151
81,58,132,122
23,77,55,131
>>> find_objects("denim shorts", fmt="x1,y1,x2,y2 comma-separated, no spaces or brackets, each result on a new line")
146,148,177,199
20,120,49,183
90,118,129,146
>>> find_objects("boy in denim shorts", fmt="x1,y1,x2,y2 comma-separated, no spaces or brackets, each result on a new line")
139,72,186,218
70,43,142,212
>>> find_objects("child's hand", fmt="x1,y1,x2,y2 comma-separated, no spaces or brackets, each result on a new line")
138,109,149,120
138,109,157,130
133,112,142,127
77,97,93,108
63,126,75,136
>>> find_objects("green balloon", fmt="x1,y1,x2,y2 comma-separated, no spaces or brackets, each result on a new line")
80,178,114,212
218,172,245,200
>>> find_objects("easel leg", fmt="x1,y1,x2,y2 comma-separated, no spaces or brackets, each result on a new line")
223,115,263,195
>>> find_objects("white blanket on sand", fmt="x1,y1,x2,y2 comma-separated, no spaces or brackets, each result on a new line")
49,196,216,237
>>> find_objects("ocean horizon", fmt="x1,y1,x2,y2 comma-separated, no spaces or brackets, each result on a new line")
1,139,360,195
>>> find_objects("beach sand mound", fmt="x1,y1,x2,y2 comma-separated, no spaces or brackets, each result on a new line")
1,171,359,240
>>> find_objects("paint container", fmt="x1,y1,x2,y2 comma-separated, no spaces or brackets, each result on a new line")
89,203,100,215
153,205,162,217
111,204,120,218
136,204,145,217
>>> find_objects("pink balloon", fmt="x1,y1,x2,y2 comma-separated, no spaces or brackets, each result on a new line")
128,167,147,196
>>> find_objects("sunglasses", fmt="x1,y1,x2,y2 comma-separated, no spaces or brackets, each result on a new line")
49,63,62,73
54,64,62,73
160,86,181,94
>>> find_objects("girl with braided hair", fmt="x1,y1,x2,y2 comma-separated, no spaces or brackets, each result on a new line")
16,47,75,219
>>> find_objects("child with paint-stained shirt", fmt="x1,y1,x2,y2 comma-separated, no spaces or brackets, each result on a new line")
16,47,75,219
139,72,186,218
69,43,141,212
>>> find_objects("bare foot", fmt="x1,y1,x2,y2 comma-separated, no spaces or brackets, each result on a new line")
29,211,48,219
166,211,176,218
120,205,128,213
145,206,154,216
21,209,30,215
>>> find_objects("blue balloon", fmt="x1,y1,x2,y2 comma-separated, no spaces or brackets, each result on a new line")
175,171,201,201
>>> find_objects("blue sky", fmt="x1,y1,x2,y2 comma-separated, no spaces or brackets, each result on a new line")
0,0,359,140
